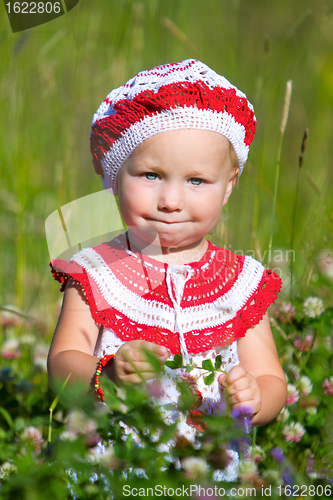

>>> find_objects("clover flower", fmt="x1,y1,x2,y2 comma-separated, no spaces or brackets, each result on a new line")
59,430,78,441
0,461,17,479
89,445,119,470
283,421,305,443
33,343,49,372
23,426,43,454
299,375,313,396
303,296,325,318
293,333,314,352
0,305,23,328
68,409,97,435
277,407,290,423
237,458,258,482
263,469,282,485
286,384,299,405
182,456,208,480
147,379,164,398
323,376,333,395
20,333,35,345
1,338,21,359
288,364,300,380
244,445,266,463
272,302,295,324
305,406,317,416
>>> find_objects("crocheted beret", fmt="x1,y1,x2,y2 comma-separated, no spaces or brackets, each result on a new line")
90,59,256,193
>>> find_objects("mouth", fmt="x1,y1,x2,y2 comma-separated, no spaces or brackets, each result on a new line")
146,219,184,224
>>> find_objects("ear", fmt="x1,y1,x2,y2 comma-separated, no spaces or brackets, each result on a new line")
222,170,238,206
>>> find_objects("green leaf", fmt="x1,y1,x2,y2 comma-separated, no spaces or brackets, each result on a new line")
186,364,194,372
49,373,71,412
204,373,215,385
214,355,222,370
173,353,183,368
0,406,14,428
202,359,214,371
165,360,177,369
165,353,183,369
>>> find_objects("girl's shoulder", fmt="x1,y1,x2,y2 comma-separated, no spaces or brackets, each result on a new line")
206,241,279,285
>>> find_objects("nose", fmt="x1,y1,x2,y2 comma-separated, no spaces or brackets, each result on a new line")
158,183,184,212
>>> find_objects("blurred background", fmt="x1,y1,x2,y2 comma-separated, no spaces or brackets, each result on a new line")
1,0,332,341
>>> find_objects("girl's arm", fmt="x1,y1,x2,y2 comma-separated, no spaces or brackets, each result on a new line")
47,279,102,392
218,312,287,426
47,279,169,392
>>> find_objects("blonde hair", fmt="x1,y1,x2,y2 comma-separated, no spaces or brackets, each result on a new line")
229,141,240,184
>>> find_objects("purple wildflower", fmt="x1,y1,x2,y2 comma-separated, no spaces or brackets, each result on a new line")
282,467,293,485
270,447,285,463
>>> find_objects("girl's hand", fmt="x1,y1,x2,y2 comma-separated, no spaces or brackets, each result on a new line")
113,340,170,385
218,365,262,417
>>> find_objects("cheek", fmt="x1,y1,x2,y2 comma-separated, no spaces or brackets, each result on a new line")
118,183,149,222
192,190,224,221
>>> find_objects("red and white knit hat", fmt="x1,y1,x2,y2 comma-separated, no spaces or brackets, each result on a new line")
90,59,256,193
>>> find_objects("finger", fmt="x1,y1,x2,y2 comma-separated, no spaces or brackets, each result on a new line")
226,376,252,395
137,341,170,357
122,360,158,375
218,373,226,390
231,401,258,416
228,388,258,406
224,365,247,385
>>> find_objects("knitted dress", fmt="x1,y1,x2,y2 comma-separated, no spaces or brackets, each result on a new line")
51,234,282,480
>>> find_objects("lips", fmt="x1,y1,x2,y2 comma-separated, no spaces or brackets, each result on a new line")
147,218,184,224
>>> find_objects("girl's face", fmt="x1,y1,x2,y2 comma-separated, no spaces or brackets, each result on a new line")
117,129,237,254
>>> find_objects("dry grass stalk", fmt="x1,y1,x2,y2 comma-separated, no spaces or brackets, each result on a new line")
280,80,293,134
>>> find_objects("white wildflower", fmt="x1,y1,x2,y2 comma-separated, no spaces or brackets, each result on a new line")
286,384,299,405
263,469,281,485
59,430,78,441
0,461,18,479
20,334,35,345
238,458,258,482
277,407,290,422
90,446,119,469
245,445,266,463
23,426,43,453
33,343,49,372
68,409,97,435
305,406,317,416
299,375,313,396
182,456,208,480
303,296,325,318
283,421,306,443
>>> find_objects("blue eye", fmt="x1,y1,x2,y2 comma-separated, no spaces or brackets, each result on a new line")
144,172,159,180
189,178,204,186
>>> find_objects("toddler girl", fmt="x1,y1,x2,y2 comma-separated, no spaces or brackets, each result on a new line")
48,59,287,479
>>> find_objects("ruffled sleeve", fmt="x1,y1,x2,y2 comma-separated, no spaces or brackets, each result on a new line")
50,258,86,293
233,268,282,336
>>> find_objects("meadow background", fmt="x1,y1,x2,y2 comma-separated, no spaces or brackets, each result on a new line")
0,0,333,497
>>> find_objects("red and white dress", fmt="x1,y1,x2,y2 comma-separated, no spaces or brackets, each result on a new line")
51,234,281,480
